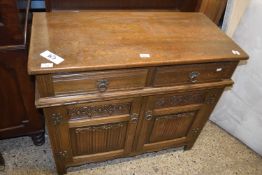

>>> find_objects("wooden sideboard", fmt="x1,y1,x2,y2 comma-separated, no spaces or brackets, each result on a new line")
28,12,248,174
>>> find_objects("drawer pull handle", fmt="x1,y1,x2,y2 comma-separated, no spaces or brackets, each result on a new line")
189,71,200,83
130,113,139,123
97,79,109,92
145,111,153,121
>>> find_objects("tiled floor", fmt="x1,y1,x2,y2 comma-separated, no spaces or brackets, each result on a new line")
0,121,261,175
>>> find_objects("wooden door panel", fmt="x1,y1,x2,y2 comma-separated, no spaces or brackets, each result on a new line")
0,0,23,46
149,111,197,143
71,122,127,156
0,61,27,130
0,50,43,140
44,97,142,166
67,98,141,158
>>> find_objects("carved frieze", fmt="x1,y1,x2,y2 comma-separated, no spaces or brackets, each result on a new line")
68,103,131,119
205,90,220,104
155,92,206,108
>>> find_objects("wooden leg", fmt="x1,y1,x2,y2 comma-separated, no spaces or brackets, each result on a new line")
31,132,45,146
184,144,193,151
55,161,67,175
0,152,5,171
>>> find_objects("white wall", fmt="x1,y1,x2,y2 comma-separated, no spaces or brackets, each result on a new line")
211,0,262,155
222,0,251,36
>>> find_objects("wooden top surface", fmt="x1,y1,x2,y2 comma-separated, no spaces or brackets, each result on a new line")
28,11,248,75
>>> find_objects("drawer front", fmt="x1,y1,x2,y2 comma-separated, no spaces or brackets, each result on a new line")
153,62,238,86
52,68,148,95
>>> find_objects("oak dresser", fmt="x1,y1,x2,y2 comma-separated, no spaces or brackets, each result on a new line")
28,12,248,174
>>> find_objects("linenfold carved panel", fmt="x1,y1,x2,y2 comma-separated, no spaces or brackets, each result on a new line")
148,111,197,143
72,122,128,155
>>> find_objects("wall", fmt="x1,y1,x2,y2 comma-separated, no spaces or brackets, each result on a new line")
222,0,251,36
211,0,262,155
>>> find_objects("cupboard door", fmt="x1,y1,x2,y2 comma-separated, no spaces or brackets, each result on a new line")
44,97,142,168
0,0,24,46
136,89,224,152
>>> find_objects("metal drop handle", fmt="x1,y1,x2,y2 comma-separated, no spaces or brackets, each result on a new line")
130,113,139,123
97,79,108,92
145,111,153,121
189,71,200,83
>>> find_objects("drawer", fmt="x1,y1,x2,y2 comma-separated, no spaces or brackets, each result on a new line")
52,69,148,96
153,62,238,87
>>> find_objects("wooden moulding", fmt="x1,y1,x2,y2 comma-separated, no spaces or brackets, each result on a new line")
35,79,233,108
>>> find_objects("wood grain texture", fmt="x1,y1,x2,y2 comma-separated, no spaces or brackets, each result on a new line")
36,75,55,97
28,12,248,75
197,0,228,24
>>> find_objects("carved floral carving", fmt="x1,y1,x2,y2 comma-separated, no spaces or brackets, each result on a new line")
155,92,206,108
68,103,131,119
205,91,220,104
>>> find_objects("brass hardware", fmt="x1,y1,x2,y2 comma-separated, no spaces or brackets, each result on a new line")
51,113,63,125
56,151,68,159
97,79,109,92
145,111,153,121
189,71,200,83
130,113,139,123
